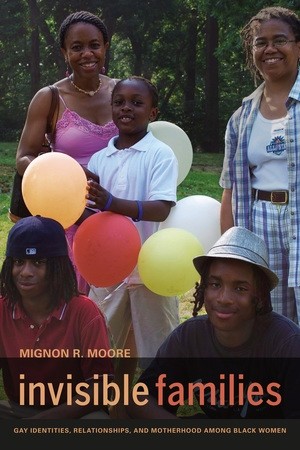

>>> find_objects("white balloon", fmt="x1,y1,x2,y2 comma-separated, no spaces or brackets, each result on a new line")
148,120,193,185
159,195,221,253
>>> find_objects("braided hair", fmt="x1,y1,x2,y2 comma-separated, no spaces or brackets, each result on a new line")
241,6,300,85
0,256,79,307
191,258,273,317
59,11,109,48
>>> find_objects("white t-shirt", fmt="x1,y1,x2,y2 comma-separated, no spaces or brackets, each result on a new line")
248,111,288,190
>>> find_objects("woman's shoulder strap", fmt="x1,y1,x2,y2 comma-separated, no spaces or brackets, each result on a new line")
46,85,60,134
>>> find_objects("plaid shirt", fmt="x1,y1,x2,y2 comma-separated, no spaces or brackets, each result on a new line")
220,71,300,287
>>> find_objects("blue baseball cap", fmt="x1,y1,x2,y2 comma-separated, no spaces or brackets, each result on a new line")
6,216,68,258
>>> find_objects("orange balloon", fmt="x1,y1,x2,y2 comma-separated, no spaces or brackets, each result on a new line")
73,212,142,287
22,152,87,229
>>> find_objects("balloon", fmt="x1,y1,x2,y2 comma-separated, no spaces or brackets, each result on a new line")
148,120,193,185
73,211,141,287
138,227,204,297
22,152,87,229
159,195,221,253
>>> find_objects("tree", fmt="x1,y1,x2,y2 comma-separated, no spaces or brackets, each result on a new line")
28,0,41,97
1,0,299,150
203,14,219,152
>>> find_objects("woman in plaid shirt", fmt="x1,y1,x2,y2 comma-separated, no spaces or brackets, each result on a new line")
220,6,300,324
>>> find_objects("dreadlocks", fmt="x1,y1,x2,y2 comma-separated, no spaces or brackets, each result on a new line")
241,6,300,85
191,259,273,317
0,256,79,307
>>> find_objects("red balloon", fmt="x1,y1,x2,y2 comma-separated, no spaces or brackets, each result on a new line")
73,212,141,287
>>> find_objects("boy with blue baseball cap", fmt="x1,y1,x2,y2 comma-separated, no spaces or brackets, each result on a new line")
0,216,113,419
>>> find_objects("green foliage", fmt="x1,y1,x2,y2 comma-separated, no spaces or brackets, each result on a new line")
5,0,299,151
0,195,13,266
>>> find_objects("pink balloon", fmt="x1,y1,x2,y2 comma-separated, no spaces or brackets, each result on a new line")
73,212,141,287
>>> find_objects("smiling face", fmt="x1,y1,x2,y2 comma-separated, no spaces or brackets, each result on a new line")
252,19,300,82
112,78,158,148
204,258,259,347
12,258,48,301
61,22,108,78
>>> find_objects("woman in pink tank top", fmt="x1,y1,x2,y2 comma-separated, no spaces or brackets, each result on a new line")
15,11,118,294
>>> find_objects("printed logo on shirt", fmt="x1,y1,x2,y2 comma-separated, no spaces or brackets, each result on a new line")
266,136,286,156
25,248,37,255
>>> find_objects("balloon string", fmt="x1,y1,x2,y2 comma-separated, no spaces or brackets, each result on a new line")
89,282,126,303
103,281,126,301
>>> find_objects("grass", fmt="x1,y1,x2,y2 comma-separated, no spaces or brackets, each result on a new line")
0,195,12,265
0,142,224,405
0,143,16,267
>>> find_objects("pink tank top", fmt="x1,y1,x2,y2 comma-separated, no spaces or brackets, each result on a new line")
52,95,118,167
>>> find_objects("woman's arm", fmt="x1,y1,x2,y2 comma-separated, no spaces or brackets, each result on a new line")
16,87,58,175
220,188,234,233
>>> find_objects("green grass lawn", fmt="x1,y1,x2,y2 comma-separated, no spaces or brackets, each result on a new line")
0,142,224,404
0,196,13,267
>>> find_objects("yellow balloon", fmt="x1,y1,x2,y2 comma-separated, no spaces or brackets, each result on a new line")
138,228,204,297
22,152,87,229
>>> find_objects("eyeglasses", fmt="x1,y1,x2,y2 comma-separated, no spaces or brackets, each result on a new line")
253,38,296,50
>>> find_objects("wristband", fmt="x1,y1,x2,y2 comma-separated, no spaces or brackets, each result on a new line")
132,200,143,222
101,193,113,211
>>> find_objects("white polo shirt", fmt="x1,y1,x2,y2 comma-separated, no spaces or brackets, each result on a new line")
88,131,178,283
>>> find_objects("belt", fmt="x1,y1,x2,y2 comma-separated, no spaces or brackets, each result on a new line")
252,189,289,204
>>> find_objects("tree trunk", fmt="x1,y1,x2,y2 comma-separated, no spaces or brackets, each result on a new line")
203,15,219,153
28,0,40,96
183,8,198,145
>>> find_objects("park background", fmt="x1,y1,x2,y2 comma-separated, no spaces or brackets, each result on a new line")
1,3,300,441
0,0,299,402
1,0,299,249
1,0,299,148
0,0,299,326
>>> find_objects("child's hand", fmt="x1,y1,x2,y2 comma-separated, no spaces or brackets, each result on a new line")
86,179,111,210
82,166,99,183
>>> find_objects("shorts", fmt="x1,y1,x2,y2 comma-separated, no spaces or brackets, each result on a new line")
89,283,179,359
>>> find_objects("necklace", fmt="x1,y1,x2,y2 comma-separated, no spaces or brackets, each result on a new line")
69,76,102,96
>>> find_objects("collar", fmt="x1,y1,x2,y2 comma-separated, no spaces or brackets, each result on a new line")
243,70,300,105
243,82,265,103
288,69,300,103
12,301,67,321
106,130,154,156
